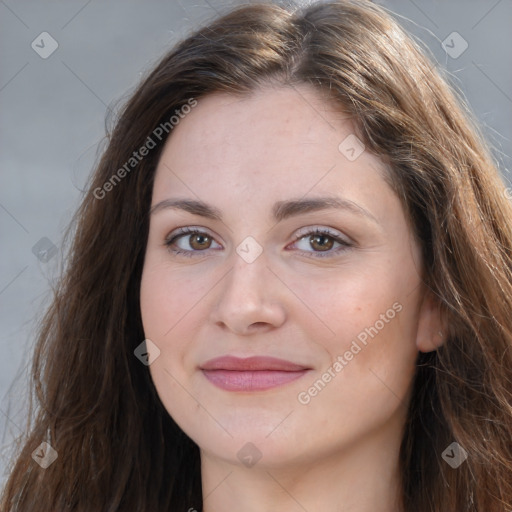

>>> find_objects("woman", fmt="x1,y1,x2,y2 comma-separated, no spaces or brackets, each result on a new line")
2,1,511,510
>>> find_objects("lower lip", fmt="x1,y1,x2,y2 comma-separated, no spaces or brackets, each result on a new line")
201,369,309,391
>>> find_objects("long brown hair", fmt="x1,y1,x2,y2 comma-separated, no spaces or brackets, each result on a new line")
2,1,511,510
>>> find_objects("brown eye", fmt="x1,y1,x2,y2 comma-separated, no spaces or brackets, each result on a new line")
189,233,212,250
308,233,335,252
291,227,352,259
164,228,221,257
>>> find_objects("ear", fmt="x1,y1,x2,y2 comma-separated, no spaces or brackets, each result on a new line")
415,288,446,353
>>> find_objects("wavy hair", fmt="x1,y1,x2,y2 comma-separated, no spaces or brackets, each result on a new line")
2,1,511,510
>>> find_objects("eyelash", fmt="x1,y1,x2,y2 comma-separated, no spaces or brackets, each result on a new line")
163,226,353,259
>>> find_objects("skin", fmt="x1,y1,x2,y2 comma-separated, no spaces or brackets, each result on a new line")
140,84,444,512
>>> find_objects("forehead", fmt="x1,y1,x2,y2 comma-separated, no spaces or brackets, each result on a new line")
152,85,395,225
161,85,356,166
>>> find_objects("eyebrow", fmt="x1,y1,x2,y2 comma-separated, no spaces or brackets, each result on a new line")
150,196,379,225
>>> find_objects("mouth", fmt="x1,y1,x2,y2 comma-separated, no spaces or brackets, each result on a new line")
200,356,312,392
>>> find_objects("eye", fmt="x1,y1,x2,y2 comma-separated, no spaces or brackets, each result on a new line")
288,227,353,258
164,227,221,257
163,226,353,258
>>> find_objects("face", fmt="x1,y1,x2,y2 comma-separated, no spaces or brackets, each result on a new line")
140,85,442,470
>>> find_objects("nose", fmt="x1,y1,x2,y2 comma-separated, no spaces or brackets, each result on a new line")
209,248,287,335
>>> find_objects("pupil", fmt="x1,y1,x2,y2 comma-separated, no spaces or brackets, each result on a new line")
312,234,332,251
192,234,209,248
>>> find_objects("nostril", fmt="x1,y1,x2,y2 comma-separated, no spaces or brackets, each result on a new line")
249,322,268,329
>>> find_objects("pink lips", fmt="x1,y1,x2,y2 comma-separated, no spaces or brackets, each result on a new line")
200,356,311,392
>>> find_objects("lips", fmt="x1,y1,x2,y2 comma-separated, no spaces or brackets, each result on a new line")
201,356,309,372
200,356,311,391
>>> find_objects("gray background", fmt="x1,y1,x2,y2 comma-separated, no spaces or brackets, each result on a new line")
1,0,511,482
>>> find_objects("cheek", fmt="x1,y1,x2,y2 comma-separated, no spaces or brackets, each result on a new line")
297,288,417,445
300,262,419,392
140,259,209,340
139,263,204,428
290,264,403,345
140,270,175,345
139,263,198,396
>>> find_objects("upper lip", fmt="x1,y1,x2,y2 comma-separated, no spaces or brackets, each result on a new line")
200,356,310,372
